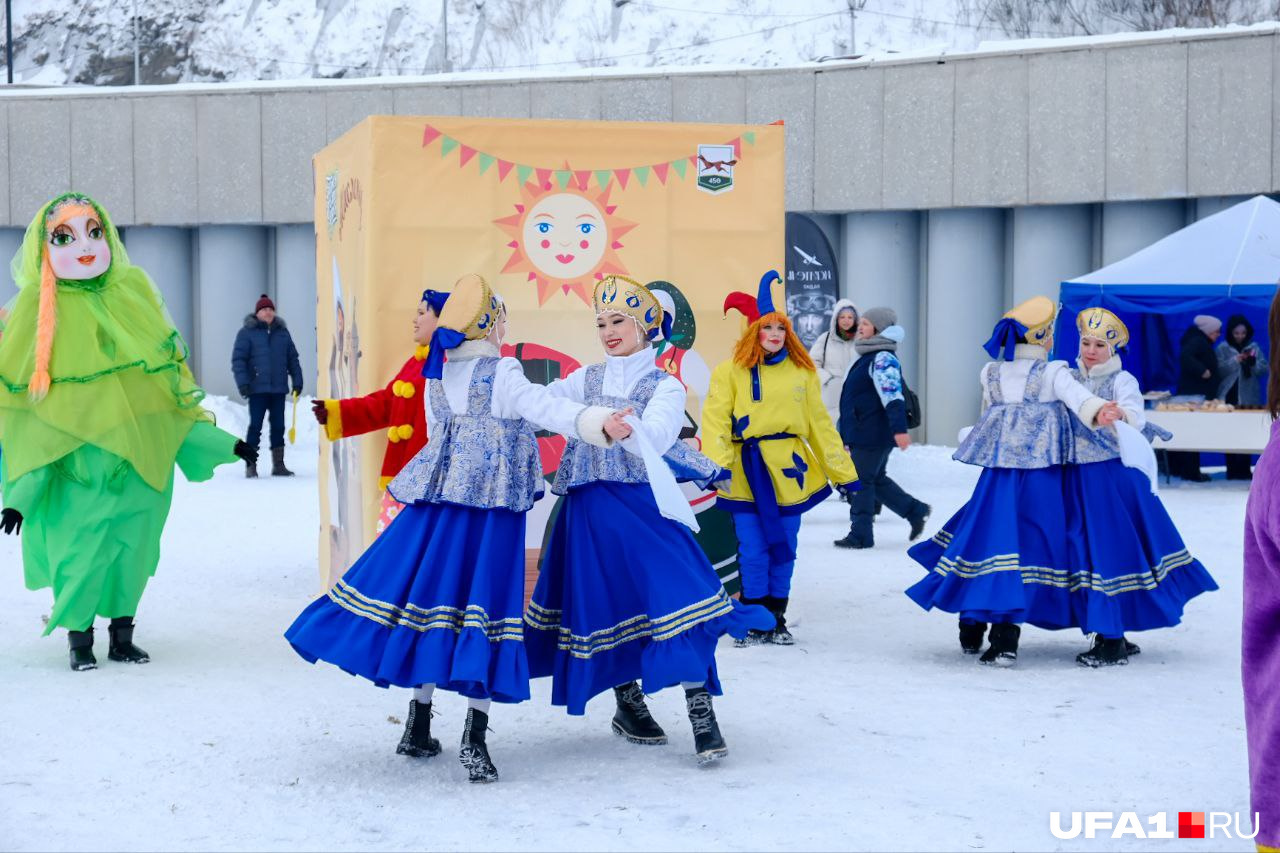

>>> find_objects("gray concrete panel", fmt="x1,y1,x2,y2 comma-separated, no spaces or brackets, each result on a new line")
841,210,922,389
746,73,815,211
1106,43,1188,200
954,56,1028,207
262,92,327,225
1028,50,1105,203
196,225,269,397
1188,37,1272,197
392,85,464,116
671,75,747,124
924,208,1005,443
134,96,198,225
0,228,23,304
531,81,601,120
197,95,264,224
1009,205,1092,305
123,226,195,371
325,88,394,144
1101,199,1188,266
460,83,532,119
275,224,318,392
598,77,672,122
883,63,954,210
0,104,9,226
814,68,883,211
68,98,134,226
8,100,70,225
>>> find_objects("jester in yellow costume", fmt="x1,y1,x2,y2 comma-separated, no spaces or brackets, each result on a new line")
701,271,859,646
0,193,255,671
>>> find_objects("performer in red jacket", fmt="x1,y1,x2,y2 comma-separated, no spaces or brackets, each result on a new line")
312,289,448,531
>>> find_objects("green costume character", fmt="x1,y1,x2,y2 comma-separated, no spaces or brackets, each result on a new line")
0,193,256,671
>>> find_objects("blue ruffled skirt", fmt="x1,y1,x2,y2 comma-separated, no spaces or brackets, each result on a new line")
905,460,1217,635
285,501,531,702
525,482,775,715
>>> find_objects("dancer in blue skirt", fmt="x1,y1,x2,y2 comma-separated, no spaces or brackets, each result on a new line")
286,273,616,783
907,296,1216,666
524,275,774,765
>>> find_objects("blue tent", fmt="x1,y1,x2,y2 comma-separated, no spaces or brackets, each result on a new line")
1056,195,1279,393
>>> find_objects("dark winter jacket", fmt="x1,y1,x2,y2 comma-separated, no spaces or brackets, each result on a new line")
838,350,908,450
1176,325,1221,399
231,315,303,396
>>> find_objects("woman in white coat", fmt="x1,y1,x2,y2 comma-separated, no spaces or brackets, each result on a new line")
810,299,860,426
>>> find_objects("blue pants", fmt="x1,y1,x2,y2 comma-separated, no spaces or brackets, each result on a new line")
247,393,287,450
732,512,802,599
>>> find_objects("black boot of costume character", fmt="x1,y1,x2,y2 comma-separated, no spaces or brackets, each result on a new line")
1076,635,1133,668
68,628,97,672
107,617,150,664
611,682,668,745
766,596,795,646
396,699,442,758
733,596,771,648
245,456,258,478
684,686,728,765
979,623,1020,667
958,618,988,655
270,446,294,477
459,708,498,783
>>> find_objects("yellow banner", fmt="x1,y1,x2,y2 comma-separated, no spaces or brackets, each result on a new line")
313,116,785,585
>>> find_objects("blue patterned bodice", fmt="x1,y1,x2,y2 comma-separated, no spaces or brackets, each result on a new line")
954,360,1115,469
387,357,544,512
551,364,724,496
1071,367,1173,444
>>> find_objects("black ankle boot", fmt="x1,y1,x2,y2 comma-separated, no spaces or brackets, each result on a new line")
684,686,728,765
958,619,988,655
396,699,442,758
733,597,770,648
979,623,1020,667
459,708,498,783
271,446,294,477
767,596,794,646
612,682,668,745
107,617,150,664
68,628,97,672
1076,636,1131,668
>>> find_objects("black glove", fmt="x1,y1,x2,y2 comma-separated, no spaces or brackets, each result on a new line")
312,399,329,425
291,386,303,398
233,441,258,465
238,385,251,399
0,508,22,535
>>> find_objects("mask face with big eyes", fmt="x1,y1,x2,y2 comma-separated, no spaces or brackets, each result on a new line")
48,214,111,280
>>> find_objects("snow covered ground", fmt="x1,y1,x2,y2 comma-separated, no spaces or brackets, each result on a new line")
0,398,1255,851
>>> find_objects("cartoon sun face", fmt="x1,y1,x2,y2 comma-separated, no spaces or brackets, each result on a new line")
495,180,636,305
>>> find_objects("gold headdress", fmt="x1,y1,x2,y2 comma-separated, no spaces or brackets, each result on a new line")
593,275,667,340
1076,306,1129,353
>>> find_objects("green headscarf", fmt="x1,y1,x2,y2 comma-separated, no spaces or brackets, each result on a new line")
0,192,212,492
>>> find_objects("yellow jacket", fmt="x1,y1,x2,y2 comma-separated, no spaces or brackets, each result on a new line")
701,355,858,513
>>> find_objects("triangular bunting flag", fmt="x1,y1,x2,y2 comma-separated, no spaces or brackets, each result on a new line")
594,170,612,190
574,170,591,190
731,137,742,158
670,159,687,179
422,124,441,147
440,136,458,157
477,152,495,175
555,170,572,189
653,162,670,184
497,159,514,181
743,131,756,145
518,165,534,186
458,145,477,167
634,165,650,187
615,168,631,189
536,168,553,188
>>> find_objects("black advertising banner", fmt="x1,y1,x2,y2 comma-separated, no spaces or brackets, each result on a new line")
784,213,841,349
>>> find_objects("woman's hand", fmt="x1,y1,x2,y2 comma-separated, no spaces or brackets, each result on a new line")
1096,402,1122,426
894,433,911,451
603,407,635,440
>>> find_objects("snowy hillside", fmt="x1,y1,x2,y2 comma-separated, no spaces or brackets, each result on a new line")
4,0,1280,87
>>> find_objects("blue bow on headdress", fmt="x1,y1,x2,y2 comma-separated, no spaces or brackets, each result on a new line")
421,326,467,379
757,270,781,316
647,311,675,341
421,289,449,315
982,317,1029,361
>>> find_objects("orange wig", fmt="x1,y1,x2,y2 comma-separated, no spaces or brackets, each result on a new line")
732,311,816,371
28,201,97,400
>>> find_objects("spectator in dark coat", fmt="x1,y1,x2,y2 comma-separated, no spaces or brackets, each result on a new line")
1169,314,1223,482
231,294,304,478
833,306,930,550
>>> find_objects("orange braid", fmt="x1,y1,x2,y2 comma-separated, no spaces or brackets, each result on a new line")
731,312,816,371
28,201,96,400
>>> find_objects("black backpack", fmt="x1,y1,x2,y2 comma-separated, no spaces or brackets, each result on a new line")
901,374,922,430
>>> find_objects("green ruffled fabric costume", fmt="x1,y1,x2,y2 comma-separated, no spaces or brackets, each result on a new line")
0,193,240,635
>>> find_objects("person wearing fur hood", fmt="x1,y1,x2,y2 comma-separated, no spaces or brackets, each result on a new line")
810,299,860,425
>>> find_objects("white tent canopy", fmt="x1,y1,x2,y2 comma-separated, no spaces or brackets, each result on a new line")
1069,195,1280,287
